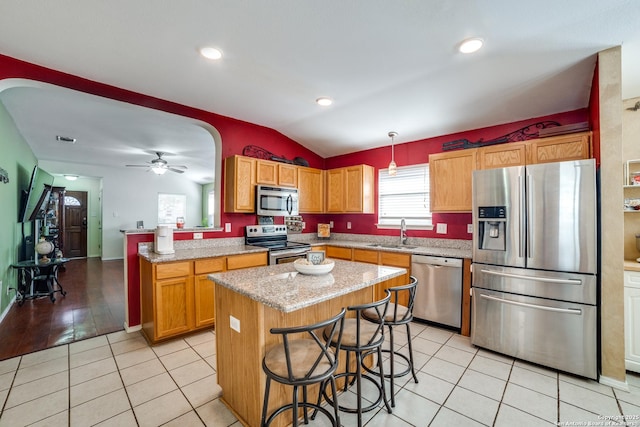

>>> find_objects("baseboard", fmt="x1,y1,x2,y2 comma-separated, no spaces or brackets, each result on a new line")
599,374,630,391
0,295,16,324
101,256,124,261
124,322,142,334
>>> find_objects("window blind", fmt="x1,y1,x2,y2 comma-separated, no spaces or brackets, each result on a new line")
378,163,432,226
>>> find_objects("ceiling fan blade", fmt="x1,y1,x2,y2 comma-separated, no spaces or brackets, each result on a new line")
168,165,187,169
168,167,185,174
125,164,150,168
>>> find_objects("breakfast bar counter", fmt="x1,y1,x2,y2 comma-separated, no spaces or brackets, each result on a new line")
209,260,406,427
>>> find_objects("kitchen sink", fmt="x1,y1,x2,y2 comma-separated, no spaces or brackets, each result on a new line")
367,243,418,249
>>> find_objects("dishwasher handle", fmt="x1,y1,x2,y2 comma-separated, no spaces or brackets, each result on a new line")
411,254,463,268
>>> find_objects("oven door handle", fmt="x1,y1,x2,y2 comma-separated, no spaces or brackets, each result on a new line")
273,247,309,257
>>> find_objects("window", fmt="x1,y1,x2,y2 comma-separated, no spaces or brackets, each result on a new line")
158,193,186,227
377,163,432,228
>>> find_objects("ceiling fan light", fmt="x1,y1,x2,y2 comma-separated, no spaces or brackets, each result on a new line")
152,166,167,175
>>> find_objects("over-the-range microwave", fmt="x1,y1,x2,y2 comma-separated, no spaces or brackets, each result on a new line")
256,185,299,216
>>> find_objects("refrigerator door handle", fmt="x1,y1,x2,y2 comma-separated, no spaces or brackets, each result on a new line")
480,293,582,315
480,268,583,285
518,173,526,258
525,172,532,259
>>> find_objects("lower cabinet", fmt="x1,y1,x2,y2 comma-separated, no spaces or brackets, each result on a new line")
140,252,267,344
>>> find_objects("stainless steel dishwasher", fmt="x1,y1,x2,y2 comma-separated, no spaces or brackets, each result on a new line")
411,254,463,328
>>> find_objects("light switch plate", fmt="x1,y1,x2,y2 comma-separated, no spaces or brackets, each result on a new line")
436,223,447,234
329,221,334,228
193,232,203,239
225,223,231,232
347,222,352,229
467,224,473,234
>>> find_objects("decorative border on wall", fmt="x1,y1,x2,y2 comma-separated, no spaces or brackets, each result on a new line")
442,120,561,151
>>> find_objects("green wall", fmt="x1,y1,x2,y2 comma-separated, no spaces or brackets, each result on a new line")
0,101,37,316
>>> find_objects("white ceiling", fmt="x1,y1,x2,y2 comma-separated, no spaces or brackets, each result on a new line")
1,0,640,180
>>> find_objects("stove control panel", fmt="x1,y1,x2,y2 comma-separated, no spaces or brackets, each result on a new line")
245,225,288,237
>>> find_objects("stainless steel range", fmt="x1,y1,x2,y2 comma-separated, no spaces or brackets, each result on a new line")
245,225,311,265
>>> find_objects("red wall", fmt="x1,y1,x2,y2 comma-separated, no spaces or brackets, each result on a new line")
324,109,590,239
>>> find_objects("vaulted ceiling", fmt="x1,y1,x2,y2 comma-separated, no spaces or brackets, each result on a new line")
1,1,639,181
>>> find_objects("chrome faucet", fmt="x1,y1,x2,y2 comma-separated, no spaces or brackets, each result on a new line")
400,218,407,245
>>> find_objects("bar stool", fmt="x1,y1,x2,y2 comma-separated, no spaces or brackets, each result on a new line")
317,291,392,427
261,308,346,427
362,276,419,407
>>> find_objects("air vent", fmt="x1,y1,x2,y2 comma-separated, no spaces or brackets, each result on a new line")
56,135,77,144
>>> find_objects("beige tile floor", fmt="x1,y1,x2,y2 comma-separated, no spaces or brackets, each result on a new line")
0,322,639,426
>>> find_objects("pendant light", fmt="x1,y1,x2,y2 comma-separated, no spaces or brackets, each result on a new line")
388,131,398,176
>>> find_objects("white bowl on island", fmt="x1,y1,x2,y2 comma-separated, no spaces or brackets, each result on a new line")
293,258,335,275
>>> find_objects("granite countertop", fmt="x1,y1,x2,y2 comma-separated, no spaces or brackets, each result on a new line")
139,244,267,263
294,238,472,259
209,259,406,313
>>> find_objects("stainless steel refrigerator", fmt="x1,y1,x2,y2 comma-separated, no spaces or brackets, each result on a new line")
471,158,598,379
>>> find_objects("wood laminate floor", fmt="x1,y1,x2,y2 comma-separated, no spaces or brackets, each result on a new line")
0,258,125,361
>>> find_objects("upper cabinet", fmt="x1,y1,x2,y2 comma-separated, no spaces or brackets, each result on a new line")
326,165,375,213
429,149,477,212
298,167,324,213
526,131,591,165
430,132,593,212
224,155,256,213
256,160,298,187
477,142,527,170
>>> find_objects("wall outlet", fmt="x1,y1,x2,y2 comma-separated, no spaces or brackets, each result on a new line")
329,221,334,228
193,232,203,239
230,315,240,332
225,223,231,232
467,224,473,234
436,223,447,234
347,222,351,229
302,222,306,230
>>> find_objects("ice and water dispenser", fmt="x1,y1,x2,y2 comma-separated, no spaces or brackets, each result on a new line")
477,206,506,251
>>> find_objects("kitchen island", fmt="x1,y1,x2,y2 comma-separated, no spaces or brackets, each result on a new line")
209,259,406,427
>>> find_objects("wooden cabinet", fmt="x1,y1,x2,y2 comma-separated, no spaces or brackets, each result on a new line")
478,142,527,169
326,165,375,213
256,160,298,187
326,245,353,260
140,252,267,344
526,132,591,164
298,167,324,213
225,155,256,213
429,149,478,212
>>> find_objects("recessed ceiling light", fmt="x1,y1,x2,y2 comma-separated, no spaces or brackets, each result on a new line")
459,38,484,54
56,135,77,144
199,47,223,60
316,97,333,106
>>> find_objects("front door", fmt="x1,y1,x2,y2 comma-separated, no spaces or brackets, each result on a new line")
64,190,88,258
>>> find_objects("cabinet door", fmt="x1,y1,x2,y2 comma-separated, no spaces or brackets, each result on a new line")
155,276,194,339
256,160,278,185
526,132,591,164
345,165,374,213
478,142,527,169
224,156,256,213
429,149,477,212
278,164,298,187
195,274,216,328
353,248,379,264
379,251,411,305
326,168,345,212
325,246,352,260
298,167,324,213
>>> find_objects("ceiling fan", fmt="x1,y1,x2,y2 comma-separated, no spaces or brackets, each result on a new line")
126,152,187,175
